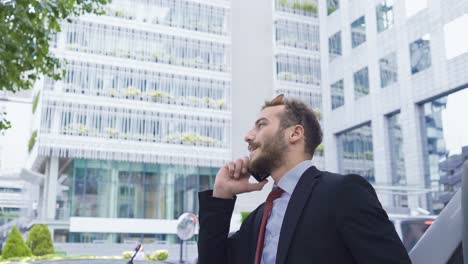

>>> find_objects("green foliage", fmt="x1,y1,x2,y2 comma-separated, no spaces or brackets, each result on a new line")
28,130,37,153
0,0,111,131
122,251,132,259
26,224,54,256
154,250,169,261
32,92,40,113
240,211,251,223
2,226,32,259
302,2,317,13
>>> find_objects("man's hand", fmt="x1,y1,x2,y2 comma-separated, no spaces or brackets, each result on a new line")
213,157,268,199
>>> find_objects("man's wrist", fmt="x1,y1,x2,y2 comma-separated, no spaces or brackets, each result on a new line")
213,186,234,199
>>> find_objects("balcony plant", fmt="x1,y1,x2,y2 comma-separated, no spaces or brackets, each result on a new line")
28,130,37,153
302,2,317,13
32,92,40,113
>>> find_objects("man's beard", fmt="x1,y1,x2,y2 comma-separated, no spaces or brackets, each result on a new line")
249,129,287,178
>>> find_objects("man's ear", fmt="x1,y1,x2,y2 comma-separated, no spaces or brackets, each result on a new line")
289,125,305,143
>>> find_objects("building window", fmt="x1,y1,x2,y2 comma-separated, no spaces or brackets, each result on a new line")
379,52,398,88
410,35,431,74
327,0,339,15
276,54,321,85
376,0,394,33
351,16,366,48
328,31,342,61
331,79,344,109
275,19,320,51
353,67,369,99
276,0,318,17
337,123,375,183
388,112,406,186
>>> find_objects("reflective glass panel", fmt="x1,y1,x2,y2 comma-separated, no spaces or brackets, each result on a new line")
338,123,375,182
353,67,369,99
331,79,344,109
351,16,366,48
410,35,431,74
376,0,394,33
329,31,342,61
327,0,339,15
379,52,398,88
388,112,406,185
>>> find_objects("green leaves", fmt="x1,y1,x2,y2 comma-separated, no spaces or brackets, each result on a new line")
0,0,111,131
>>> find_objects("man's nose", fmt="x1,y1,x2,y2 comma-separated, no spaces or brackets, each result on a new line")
244,129,254,143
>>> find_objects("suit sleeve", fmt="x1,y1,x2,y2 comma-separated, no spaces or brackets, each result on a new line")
336,175,412,264
198,190,241,264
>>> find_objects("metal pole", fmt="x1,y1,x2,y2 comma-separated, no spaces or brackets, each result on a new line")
179,239,184,263
462,161,468,264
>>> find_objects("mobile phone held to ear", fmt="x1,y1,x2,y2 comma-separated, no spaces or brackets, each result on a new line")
248,169,269,182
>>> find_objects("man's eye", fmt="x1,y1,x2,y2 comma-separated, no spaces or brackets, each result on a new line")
258,123,265,128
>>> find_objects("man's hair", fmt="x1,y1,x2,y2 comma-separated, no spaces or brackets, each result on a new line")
262,97,322,157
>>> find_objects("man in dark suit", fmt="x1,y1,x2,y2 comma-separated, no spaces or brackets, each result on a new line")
198,95,411,264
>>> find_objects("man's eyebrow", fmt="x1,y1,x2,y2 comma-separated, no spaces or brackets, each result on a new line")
255,117,268,125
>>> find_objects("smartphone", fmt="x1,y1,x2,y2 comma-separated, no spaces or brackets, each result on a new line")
248,169,269,182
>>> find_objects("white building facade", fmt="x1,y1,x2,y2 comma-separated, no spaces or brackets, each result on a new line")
25,0,232,243
319,0,468,212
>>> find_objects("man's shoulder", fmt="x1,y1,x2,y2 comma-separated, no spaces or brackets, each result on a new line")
311,169,371,189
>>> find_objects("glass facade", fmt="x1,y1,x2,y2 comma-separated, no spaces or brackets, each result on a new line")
422,98,448,188
276,54,321,85
351,16,366,48
327,0,339,15
338,123,375,182
52,61,229,111
376,0,394,33
388,112,406,185
353,67,369,99
64,21,229,72
275,20,320,51
379,52,398,88
105,0,229,35
67,159,217,220
410,35,432,74
331,79,344,109
328,31,342,61
276,0,318,17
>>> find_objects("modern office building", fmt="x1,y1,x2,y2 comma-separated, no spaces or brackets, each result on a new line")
319,0,468,212
24,0,231,242
231,0,468,216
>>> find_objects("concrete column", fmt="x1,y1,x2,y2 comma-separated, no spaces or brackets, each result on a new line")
45,157,59,220
108,167,118,218
231,0,275,214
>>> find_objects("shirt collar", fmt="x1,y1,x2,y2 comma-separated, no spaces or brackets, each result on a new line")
276,160,314,195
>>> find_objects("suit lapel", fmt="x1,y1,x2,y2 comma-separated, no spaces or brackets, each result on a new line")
276,166,322,264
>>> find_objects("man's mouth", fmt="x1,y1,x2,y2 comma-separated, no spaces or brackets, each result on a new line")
248,145,259,152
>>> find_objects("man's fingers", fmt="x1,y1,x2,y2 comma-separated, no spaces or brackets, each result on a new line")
227,162,235,177
234,159,243,178
242,156,249,174
247,180,268,192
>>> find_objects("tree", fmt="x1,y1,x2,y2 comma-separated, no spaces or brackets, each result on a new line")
26,224,54,256
0,0,111,131
2,226,32,259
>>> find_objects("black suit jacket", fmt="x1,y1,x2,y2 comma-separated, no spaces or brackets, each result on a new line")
198,166,411,264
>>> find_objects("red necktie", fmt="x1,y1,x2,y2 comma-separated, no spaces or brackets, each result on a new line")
254,187,284,264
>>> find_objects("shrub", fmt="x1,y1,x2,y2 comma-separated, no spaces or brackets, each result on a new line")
28,130,37,153
155,250,169,261
2,226,32,259
26,224,54,256
122,251,133,259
